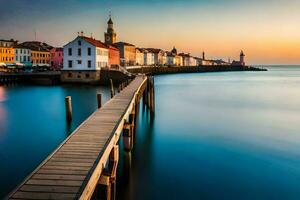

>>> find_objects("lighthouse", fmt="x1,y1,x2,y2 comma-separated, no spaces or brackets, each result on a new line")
240,50,245,66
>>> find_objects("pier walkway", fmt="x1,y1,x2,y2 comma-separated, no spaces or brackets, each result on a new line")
8,75,154,200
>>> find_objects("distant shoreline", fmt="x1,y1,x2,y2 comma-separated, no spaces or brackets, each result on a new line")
127,65,267,75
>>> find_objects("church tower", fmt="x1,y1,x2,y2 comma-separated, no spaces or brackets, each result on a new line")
104,14,117,45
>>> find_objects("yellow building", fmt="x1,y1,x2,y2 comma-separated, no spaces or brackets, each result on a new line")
20,41,52,67
0,47,15,64
31,50,51,67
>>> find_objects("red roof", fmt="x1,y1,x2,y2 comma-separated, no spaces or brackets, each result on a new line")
81,36,108,49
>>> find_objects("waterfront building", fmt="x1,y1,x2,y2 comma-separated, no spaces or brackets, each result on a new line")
147,48,166,66
20,41,52,68
0,46,15,64
136,48,144,66
231,50,246,66
50,48,63,70
0,39,18,65
0,39,17,48
104,16,117,45
174,55,183,66
62,35,109,83
114,42,136,67
14,45,31,67
189,56,197,66
166,51,175,66
178,53,190,66
107,44,120,68
143,49,154,66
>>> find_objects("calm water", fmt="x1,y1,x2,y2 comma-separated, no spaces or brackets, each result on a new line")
1,66,300,199
0,85,111,198
117,66,300,200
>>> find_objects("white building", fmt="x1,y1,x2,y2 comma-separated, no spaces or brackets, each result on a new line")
144,49,154,66
136,48,144,65
189,57,197,66
166,52,175,66
14,45,31,67
62,35,109,83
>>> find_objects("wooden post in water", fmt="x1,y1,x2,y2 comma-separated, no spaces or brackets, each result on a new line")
97,93,102,109
65,96,72,121
123,108,135,151
143,84,147,106
147,77,151,109
151,76,155,113
110,79,115,98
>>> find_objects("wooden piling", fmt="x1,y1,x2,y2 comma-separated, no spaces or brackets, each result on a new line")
151,76,155,113
97,93,102,109
65,96,72,121
110,79,115,98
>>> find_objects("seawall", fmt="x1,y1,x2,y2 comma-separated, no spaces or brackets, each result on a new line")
127,65,267,75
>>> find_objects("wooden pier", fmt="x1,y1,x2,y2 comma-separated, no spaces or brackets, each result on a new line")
7,75,155,200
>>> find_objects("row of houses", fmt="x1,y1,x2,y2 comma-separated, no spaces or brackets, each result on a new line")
0,39,63,70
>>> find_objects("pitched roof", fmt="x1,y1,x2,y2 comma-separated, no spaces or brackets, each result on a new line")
108,17,113,24
20,41,53,52
146,48,164,54
81,36,108,49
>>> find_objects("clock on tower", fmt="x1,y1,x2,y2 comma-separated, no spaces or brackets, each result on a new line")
104,15,117,45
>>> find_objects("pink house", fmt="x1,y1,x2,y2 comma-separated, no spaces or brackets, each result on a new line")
50,47,63,70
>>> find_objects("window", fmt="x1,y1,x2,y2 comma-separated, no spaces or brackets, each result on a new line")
21,49,23,54
77,60,82,64
68,73,72,77
68,48,72,56
24,56,26,62
78,40,81,46
16,49,18,54
85,74,90,78
78,48,81,56
88,48,91,56
88,60,91,68
68,60,73,68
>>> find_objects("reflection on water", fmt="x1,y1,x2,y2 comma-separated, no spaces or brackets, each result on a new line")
0,87,6,102
0,85,111,198
117,66,300,200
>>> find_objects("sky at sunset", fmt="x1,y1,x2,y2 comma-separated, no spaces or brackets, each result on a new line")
1,0,300,65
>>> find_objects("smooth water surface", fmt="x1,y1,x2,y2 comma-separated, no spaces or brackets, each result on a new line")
1,66,300,199
117,66,300,200
0,85,111,198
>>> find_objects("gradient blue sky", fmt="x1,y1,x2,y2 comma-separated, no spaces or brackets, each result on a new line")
1,0,300,64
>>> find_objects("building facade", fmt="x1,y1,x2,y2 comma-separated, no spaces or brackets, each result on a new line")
14,45,31,67
136,48,144,65
62,35,109,83
50,48,63,70
147,48,166,66
143,49,154,66
114,42,136,67
107,45,120,68
0,47,14,64
20,41,52,68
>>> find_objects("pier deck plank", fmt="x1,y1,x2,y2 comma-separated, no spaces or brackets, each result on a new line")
8,76,146,200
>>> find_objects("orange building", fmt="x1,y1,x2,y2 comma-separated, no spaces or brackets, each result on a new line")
20,41,52,67
0,47,14,64
31,51,51,67
0,39,17,64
